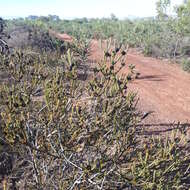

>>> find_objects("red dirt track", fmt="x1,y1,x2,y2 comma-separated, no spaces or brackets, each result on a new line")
49,29,73,42
90,40,190,125
52,32,190,127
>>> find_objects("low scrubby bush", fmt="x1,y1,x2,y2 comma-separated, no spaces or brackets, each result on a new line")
182,58,190,72
0,36,190,189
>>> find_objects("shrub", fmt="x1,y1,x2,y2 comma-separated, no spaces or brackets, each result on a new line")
0,38,190,189
182,58,190,72
0,41,138,189
1,19,190,189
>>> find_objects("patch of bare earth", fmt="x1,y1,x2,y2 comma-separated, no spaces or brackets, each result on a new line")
49,29,73,42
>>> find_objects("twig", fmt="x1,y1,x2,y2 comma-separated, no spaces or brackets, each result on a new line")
69,172,84,190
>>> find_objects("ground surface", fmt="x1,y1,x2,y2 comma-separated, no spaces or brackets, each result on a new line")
89,40,190,132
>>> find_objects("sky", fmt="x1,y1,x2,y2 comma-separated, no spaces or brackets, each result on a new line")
0,0,184,19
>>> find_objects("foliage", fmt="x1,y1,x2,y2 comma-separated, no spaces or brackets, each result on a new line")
176,0,190,34
182,58,190,72
0,1,190,188
6,6,190,63
0,34,190,189
0,39,135,189
0,18,10,55
156,0,171,19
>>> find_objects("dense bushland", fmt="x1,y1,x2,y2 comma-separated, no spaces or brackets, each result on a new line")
0,0,190,189
0,18,190,189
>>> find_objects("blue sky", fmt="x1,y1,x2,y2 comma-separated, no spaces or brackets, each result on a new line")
0,0,184,19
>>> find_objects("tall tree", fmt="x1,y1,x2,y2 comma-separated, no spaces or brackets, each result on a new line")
176,0,190,34
156,0,171,19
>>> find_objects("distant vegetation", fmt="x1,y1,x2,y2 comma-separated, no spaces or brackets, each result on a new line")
4,0,190,72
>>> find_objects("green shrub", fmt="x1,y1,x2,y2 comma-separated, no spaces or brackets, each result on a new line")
0,41,137,189
182,58,190,72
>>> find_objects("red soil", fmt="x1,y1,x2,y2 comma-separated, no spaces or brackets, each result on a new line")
49,29,73,42
90,40,190,126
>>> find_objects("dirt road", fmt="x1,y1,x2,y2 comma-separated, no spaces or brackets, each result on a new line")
90,40,190,126
49,31,190,129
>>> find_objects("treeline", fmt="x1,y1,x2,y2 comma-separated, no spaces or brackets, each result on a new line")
5,0,190,72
